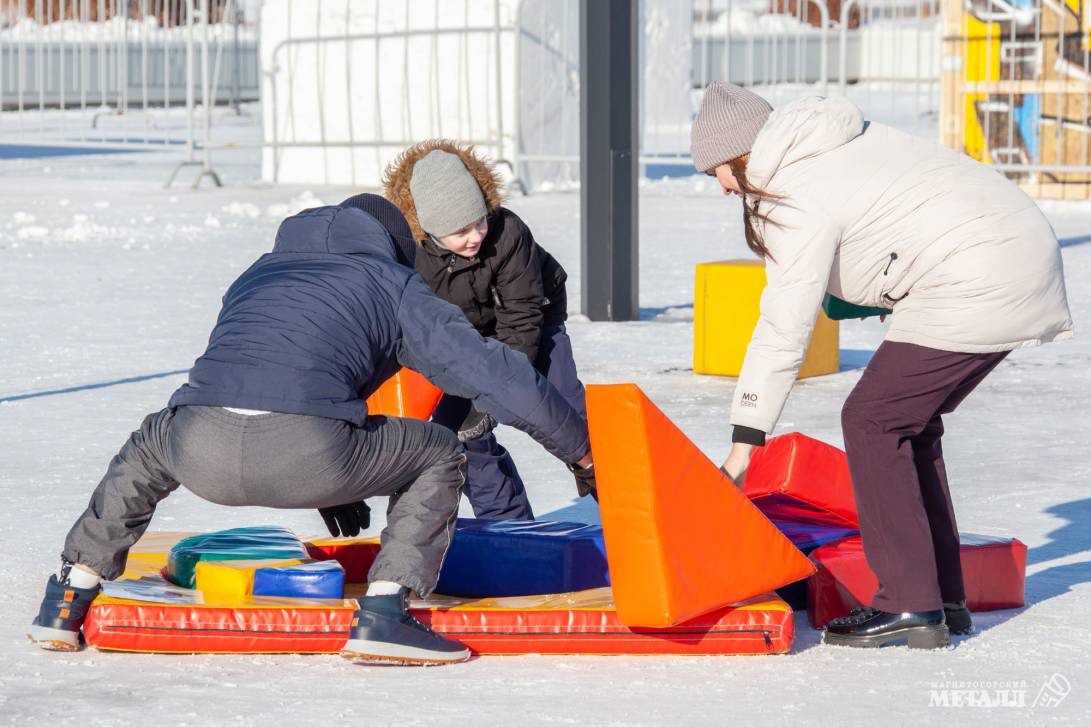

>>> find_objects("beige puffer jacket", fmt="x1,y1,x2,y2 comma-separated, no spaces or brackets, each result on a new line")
730,96,1074,435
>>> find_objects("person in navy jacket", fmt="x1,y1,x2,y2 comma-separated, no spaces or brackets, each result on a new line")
29,195,594,666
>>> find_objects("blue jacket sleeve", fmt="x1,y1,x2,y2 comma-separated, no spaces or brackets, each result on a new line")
395,274,590,464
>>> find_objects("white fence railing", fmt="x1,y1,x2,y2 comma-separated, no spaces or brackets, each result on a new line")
260,0,516,188
0,0,259,186
259,0,695,190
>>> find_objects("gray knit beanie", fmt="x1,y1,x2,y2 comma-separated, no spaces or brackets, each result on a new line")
410,150,488,238
690,82,773,172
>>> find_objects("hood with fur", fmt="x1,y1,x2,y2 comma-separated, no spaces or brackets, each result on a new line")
383,139,504,242
747,96,865,189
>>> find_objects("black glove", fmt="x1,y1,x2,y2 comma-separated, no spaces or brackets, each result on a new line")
457,407,498,442
318,500,371,537
567,462,598,502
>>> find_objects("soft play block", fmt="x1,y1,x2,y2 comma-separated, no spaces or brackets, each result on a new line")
586,383,815,627
252,560,346,599
773,519,858,554
744,432,858,528
305,539,380,583
194,558,308,600
807,534,1028,628
769,521,859,612
436,519,609,597
166,526,311,589
365,368,443,420
308,520,610,598
694,260,839,378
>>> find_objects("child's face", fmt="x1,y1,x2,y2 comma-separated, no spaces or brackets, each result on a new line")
438,216,488,258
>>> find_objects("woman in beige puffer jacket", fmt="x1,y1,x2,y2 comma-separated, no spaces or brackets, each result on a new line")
692,83,1073,649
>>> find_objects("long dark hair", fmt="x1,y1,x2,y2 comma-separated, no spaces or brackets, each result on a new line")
729,154,781,261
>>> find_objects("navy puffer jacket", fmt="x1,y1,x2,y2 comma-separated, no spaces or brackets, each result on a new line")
169,205,589,464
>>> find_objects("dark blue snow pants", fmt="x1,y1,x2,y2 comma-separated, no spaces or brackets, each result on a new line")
431,324,587,520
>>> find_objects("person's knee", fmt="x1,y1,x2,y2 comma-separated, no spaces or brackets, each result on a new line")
840,396,876,441
418,425,465,481
430,424,463,457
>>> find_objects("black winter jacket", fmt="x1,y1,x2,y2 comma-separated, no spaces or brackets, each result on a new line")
169,205,589,464
414,207,567,364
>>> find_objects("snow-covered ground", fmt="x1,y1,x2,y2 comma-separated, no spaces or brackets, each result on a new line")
1,116,1089,725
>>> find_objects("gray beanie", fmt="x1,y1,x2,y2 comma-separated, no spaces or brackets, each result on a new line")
410,150,488,238
690,82,773,172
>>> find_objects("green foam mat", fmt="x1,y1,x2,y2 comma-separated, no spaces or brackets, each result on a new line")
165,526,310,589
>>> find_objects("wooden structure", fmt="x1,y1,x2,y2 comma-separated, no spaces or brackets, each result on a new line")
941,0,1091,198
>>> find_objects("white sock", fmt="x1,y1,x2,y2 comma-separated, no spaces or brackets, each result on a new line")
67,566,102,590
366,580,403,597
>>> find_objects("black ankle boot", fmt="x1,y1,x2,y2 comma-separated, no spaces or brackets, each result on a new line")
823,606,950,650
340,586,470,666
944,601,973,635
28,573,101,651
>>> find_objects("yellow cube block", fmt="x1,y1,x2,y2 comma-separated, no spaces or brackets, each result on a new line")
194,558,307,601
694,260,839,378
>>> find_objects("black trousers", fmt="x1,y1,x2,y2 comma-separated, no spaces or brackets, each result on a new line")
841,341,1009,613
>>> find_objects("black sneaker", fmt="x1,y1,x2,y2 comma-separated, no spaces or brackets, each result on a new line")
340,587,470,666
27,574,101,651
944,601,973,635
823,606,950,650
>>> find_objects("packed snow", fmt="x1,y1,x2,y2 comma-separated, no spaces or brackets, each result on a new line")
0,110,1089,725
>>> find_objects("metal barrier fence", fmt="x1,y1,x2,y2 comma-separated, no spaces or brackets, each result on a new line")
259,0,695,190
0,0,259,186
260,0,515,188
939,0,1091,198
693,1,941,137
13,1,1083,196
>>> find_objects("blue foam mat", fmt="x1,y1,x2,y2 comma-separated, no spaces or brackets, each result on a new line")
252,560,346,599
436,518,610,598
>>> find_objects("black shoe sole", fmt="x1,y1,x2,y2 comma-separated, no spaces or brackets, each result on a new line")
823,625,951,650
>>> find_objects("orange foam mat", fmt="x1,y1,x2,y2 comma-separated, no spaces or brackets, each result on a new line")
365,368,443,420
586,384,816,627
82,534,795,656
85,590,794,656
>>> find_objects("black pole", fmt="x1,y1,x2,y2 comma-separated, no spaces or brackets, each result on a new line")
579,0,639,322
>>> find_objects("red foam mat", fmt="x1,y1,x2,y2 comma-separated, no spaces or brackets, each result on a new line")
84,590,794,656
807,534,1027,628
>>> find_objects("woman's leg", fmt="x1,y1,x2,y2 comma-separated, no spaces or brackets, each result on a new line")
913,354,1008,605
841,342,1008,614
911,416,964,606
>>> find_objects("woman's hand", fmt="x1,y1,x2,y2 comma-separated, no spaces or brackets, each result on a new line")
720,442,755,487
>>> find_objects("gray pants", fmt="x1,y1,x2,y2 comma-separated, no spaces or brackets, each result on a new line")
62,406,466,597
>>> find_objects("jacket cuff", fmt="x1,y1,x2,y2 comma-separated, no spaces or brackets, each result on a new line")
731,425,767,446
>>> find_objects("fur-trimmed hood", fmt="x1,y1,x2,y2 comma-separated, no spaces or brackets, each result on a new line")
383,139,504,242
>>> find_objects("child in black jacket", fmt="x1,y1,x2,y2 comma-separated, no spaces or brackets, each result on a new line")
383,140,590,519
